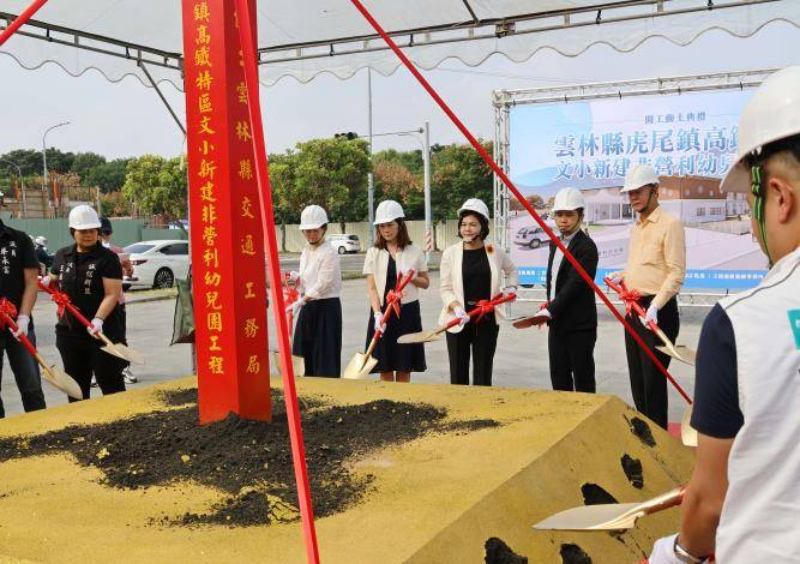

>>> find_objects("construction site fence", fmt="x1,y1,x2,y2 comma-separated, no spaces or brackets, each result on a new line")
1,218,463,253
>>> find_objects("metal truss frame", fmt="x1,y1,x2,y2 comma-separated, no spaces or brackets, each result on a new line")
2,0,780,72
492,67,776,306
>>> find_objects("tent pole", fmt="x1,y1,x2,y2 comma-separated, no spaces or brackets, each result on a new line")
0,0,48,48
138,62,186,136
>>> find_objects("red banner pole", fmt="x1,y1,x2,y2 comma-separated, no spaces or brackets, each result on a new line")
234,1,320,562
348,0,690,406
0,0,49,48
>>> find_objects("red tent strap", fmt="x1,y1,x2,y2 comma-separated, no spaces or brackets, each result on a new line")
349,0,691,407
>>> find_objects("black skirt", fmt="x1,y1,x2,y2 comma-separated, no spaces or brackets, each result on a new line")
364,299,427,373
292,298,342,377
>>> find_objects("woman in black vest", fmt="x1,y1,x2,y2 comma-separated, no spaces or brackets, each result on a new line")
42,205,126,400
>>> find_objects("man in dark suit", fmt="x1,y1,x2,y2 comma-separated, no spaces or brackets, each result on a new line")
532,188,599,392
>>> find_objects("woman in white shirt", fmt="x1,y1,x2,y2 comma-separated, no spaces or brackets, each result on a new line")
286,205,343,377
363,200,429,382
439,198,517,386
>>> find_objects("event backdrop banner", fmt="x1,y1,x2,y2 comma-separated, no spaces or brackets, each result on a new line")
508,89,767,290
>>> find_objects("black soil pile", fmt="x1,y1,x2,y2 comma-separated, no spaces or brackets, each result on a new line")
620,454,644,489
560,543,592,564
485,537,528,563
581,483,618,506
0,388,499,527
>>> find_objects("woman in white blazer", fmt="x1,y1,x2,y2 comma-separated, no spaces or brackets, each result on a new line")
439,198,517,386
363,200,429,382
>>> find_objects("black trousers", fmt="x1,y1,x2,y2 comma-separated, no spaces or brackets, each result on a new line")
624,296,679,430
548,329,597,393
446,322,500,386
56,333,127,401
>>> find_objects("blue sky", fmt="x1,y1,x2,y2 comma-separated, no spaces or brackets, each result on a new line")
1,22,799,160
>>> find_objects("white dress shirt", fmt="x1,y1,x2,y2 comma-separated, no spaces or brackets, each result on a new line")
299,240,341,300
549,231,577,302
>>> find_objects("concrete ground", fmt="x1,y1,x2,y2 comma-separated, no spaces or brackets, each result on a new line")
0,271,705,423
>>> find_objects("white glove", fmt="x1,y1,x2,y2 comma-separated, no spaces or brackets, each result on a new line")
87,317,103,337
453,306,470,326
501,286,517,297
641,304,659,326
608,271,624,285
373,311,387,333
285,297,305,316
535,308,551,320
39,276,52,289
12,314,29,340
647,534,689,564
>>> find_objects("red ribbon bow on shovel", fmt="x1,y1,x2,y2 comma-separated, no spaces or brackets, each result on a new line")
384,273,406,319
617,283,643,319
0,298,18,327
48,288,72,319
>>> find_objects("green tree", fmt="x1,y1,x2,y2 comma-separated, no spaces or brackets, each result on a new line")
431,140,494,222
71,152,107,181
122,155,187,220
85,158,132,193
291,138,371,230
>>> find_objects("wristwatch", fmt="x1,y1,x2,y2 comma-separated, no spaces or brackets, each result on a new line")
673,536,707,563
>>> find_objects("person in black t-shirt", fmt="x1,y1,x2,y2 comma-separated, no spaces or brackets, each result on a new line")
42,205,126,401
438,199,518,386
0,221,46,418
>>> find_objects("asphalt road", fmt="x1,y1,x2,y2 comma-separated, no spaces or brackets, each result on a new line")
1,273,706,425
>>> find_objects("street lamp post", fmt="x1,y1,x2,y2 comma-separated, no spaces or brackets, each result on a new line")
0,158,26,218
42,121,70,216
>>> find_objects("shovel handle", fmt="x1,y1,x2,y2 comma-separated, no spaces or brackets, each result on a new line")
641,486,685,516
38,279,95,328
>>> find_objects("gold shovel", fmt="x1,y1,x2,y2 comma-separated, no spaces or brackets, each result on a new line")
272,275,305,376
681,405,699,447
399,293,518,344
533,486,685,531
0,306,82,399
95,332,146,365
343,269,417,379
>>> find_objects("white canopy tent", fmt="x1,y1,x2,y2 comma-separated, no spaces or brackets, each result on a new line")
1,0,798,88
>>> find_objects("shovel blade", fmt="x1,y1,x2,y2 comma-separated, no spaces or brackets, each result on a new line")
533,502,643,531
681,405,698,447
342,353,377,380
101,342,145,365
512,316,548,329
397,331,441,344
656,344,696,366
42,365,83,400
271,350,306,377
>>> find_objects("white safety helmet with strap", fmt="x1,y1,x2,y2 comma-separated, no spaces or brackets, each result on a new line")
298,205,329,230
552,187,586,212
373,200,405,225
621,163,659,193
720,66,800,265
68,204,102,230
35,235,48,246
457,198,490,221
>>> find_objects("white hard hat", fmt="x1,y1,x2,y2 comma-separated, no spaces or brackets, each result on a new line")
457,198,490,221
68,205,102,230
299,205,329,230
552,187,586,212
721,66,800,193
621,163,659,193
35,236,48,246
373,200,405,225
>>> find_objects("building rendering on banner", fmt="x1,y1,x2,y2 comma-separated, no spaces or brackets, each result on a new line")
581,175,750,226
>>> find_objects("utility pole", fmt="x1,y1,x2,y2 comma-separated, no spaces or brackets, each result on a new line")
367,68,375,247
42,121,70,217
423,121,432,263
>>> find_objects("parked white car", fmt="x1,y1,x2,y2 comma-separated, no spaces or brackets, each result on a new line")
124,240,190,289
328,234,361,254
